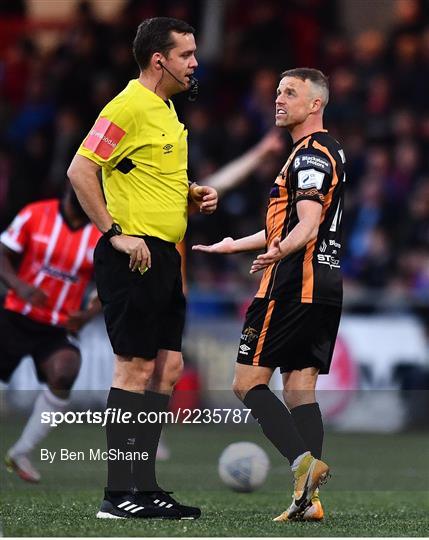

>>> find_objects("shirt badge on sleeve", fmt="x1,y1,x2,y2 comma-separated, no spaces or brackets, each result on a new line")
83,117,126,159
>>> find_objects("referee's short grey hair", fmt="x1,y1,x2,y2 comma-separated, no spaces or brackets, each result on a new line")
281,68,329,108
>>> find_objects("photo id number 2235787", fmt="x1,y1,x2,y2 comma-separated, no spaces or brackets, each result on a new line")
180,408,252,424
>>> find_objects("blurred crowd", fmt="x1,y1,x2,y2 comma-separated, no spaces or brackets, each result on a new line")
1,0,429,313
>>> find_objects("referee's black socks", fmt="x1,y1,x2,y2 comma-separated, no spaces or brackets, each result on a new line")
105,387,140,493
291,402,324,459
243,384,308,465
133,390,170,492
105,388,169,493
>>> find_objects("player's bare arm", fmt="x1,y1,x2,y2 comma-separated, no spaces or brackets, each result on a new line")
250,199,322,273
0,243,47,306
188,129,282,217
193,229,266,254
68,154,151,272
204,130,284,197
189,183,218,214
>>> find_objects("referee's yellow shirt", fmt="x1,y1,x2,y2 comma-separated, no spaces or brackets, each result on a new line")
77,79,189,243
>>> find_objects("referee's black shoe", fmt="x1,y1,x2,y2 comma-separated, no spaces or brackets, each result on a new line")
96,489,181,519
143,490,201,520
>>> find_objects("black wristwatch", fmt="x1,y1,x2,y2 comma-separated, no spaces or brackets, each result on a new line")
103,222,122,240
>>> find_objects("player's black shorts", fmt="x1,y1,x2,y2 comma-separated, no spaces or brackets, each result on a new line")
94,235,186,359
236,299,341,374
0,308,80,383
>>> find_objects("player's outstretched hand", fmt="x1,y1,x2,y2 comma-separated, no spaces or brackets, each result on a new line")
110,234,151,273
192,237,235,254
250,237,283,273
16,282,48,307
190,184,218,214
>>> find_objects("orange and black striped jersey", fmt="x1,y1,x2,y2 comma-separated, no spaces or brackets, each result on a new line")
256,130,345,307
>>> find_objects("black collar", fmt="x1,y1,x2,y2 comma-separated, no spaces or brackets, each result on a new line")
292,129,328,148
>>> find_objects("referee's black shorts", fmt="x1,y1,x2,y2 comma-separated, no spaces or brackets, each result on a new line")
94,235,186,359
236,298,341,374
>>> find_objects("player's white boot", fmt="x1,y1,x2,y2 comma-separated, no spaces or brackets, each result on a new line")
302,490,324,521
274,489,324,521
274,454,329,521
5,451,41,483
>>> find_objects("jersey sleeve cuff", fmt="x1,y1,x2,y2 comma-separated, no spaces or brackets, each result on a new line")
76,148,107,168
0,233,24,253
295,193,324,205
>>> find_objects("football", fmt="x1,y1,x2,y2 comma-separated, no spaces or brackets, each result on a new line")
218,442,270,492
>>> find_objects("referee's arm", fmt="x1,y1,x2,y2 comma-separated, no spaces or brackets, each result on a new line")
67,154,112,234
68,154,151,272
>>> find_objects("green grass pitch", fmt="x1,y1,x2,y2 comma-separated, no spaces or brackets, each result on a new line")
0,415,428,536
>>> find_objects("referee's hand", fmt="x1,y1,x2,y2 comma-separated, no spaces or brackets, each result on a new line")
189,184,218,214
110,234,151,273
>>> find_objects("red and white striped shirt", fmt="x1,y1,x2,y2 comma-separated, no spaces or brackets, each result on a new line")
1,199,101,326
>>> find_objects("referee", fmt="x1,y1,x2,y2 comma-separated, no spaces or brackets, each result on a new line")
68,17,217,520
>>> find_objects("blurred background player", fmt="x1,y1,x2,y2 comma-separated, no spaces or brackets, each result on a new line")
194,68,344,521
0,185,101,482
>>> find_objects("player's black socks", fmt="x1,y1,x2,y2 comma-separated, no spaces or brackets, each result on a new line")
133,390,170,492
291,402,324,459
243,384,308,465
105,387,141,492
